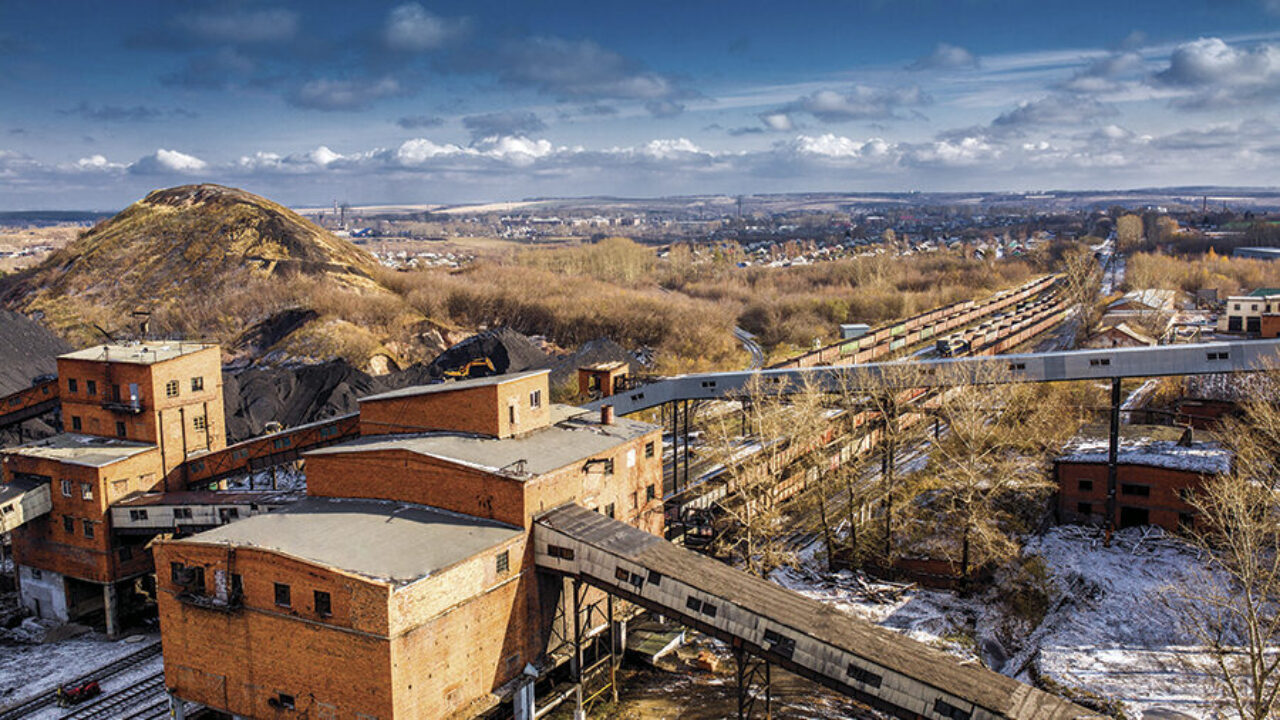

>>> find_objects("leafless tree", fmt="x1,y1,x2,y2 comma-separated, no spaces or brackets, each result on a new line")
1060,244,1104,346
1171,385,1280,720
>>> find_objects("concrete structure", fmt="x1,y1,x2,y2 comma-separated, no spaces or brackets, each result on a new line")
1,342,225,631
578,361,630,400
1054,425,1230,531
153,369,664,719
1219,288,1280,335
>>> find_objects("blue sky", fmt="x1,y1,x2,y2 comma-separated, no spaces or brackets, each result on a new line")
3,0,1280,209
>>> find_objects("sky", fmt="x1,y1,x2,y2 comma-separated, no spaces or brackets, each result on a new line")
4,0,1280,209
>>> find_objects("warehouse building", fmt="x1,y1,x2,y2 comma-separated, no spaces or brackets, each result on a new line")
153,369,664,719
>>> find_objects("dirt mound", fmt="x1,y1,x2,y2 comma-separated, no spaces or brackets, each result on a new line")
0,183,382,349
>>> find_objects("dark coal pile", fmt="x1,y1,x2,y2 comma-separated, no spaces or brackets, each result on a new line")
222,327,556,441
228,308,319,362
425,327,549,378
0,311,72,397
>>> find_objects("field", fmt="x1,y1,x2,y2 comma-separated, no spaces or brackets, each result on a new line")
0,225,81,273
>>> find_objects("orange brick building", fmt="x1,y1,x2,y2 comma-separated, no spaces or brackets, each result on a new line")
3,342,223,631
154,369,663,719
1054,426,1230,532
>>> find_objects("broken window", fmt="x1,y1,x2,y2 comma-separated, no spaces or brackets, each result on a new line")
60,480,72,497
86,380,96,396
314,590,331,616
529,389,542,409
115,421,126,438
129,509,148,521
82,519,94,538
644,441,655,458
274,582,291,607
63,515,74,532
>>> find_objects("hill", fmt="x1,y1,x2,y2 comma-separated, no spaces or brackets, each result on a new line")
0,184,419,365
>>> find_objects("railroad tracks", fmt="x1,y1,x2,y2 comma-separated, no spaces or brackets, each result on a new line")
0,642,161,720
59,673,165,720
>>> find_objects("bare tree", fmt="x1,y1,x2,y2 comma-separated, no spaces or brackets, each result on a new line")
702,374,830,577
909,368,1080,579
1171,387,1280,720
1060,244,1104,346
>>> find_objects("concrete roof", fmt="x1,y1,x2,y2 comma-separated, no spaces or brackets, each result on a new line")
3,433,155,468
60,342,215,365
307,409,654,477
115,490,295,507
358,369,550,403
176,496,520,586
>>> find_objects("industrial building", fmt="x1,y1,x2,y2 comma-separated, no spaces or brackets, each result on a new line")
154,369,664,719
1218,288,1280,336
1053,425,1230,531
1,342,227,632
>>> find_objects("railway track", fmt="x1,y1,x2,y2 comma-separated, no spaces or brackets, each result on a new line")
0,643,161,720
59,673,165,720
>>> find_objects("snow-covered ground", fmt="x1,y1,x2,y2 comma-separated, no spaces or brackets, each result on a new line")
772,525,1226,719
0,628,159,709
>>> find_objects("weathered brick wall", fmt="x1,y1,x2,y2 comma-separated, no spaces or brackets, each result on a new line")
358,373,552,439
155,540,395,718
524,427,664,534
306,449,530,527
1056,461,1205,531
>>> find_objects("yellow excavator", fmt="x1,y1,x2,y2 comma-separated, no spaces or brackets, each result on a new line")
443,357,496,379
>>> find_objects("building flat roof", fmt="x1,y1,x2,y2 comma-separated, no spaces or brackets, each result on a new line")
176,496,521,586
60,342,216,365
307,408,654,477
358,369,550,403
1057,425,1230,475
4,433,156,468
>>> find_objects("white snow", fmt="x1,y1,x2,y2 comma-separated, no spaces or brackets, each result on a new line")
1058,437,1230,475
0,630,160,709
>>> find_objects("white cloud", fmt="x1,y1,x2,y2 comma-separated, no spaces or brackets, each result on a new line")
784,85,929,123
1155,37,1280,107
908,43,979,71
129,149,208,175
288,77,403,111
760,112,794,132
384,3,465,52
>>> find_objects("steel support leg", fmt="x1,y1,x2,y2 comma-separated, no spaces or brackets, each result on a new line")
734,645,771,720
572,579,585,720
682,399,691,490
1105,376,1121,545
168,692,186,720
607,595,618,704
103,582,119,638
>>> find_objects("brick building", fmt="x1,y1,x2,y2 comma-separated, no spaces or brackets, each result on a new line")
153,369,663,719
3,342,224,631
1054,425,1230,532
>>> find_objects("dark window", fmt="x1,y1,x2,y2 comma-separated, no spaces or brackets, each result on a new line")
1089,358,1111,367
230,573,243,599
605,503,615,519
68,378,77,393
118,545,133,561
193,416,207,431
702,602,717,618
509,405,516,425
71,416,82,431
218,508,239,523
1119,506,1150,528
644,441,655,458
547,544,575,561
1121,483,1150,497
111,384,120,402
165,380,179,398
272,437,292,449
1077,502,1092,515
274,582,291,607
63,515,75,532
277,694,295,710
314,590,331,616
82,519,94,538
129,509,148,521
191,376,204,392
529,389,542,408
1208,351,1230,361
686,596,701,612
496,550,510,574
319,425,338,437
616,567,630,582
648,570,662,587
1077,479,1093,492
170,563,185,583
174,507,192,519
189,566,205,593
847,664,883,688
646,484,656,501
934,699,972,720
1178,487,1194,503
115,421,126,438
86,380,96,396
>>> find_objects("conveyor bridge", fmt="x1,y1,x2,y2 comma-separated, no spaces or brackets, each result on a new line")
181,413,360,488
0,379,59,432
534,504,1098,720
0,477,51,534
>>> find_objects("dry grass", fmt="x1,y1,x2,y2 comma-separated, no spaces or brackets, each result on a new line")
1124,250,1280,296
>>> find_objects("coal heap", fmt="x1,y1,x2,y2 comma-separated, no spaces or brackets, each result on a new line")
0,311,72,396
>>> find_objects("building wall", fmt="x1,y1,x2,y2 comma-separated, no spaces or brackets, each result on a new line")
4,449,161,583
306,449,530,527
154,541,396,719
16,564,71,621
58,347,225,484
358,373,551,439
524,427,664,535
1056,461,1204,532
389,534,535,718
